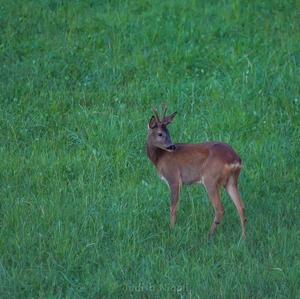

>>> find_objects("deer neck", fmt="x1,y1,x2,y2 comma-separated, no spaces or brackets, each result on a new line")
146,142,165,166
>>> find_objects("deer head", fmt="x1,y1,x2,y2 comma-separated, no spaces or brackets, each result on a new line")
147,105,177,152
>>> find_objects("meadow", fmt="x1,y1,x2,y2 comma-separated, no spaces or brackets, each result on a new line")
1,0,300,298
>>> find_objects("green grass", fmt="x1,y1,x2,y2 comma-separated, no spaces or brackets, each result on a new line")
1,0,300,298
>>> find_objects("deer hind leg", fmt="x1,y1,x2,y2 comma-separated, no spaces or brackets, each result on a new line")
204,180,224,238
169,182,181,228
226,174,247,239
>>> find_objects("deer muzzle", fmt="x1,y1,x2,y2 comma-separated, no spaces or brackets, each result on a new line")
166,144,176,151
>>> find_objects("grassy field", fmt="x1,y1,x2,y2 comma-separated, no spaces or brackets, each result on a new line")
1,0,300,298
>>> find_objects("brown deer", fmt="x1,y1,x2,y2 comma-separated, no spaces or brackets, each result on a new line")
146,105,247,239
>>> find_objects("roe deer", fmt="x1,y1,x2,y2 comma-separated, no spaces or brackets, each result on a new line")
146,105,247,239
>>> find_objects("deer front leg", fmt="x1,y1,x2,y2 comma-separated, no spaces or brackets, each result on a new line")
169,182,181,228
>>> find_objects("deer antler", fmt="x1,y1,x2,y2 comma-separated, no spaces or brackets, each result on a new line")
152,106,161,123
162,103,168,119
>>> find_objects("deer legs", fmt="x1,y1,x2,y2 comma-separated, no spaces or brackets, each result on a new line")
205,182,224,238
204,174,246,239
226,175,247,239
169,182,181,228
167,173,246,240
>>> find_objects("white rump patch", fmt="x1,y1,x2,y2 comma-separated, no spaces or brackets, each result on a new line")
225,162,242,170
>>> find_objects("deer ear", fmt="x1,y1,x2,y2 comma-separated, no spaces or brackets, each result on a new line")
162,111,177,125
148,115,157,129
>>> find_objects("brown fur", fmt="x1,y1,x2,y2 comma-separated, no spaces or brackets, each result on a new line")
147,108,247,239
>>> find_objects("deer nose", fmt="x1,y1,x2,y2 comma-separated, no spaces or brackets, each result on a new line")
167,144,176,151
